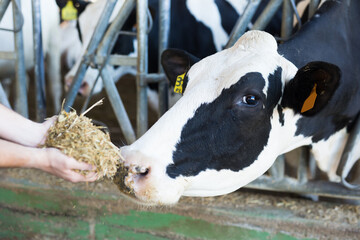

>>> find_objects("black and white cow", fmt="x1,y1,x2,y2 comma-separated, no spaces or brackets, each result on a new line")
117,0,360,205
64,0,282,97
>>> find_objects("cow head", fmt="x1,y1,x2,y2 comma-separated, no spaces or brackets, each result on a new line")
118,30,341,205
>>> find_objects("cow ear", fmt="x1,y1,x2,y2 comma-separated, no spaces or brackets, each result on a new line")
281,61,341,116
56,0,67,8
161,49,200,93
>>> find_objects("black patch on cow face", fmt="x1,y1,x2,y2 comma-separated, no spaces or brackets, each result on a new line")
277,105,285,126
167,68,283,178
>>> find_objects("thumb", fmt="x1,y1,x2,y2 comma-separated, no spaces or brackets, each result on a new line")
66,157,95,171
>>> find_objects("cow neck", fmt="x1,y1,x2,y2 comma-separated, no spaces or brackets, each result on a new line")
278,0,358,69
278,0,360,143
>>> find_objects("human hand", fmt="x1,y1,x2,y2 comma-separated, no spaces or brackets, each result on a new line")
36,116,58,146
35,147,98,183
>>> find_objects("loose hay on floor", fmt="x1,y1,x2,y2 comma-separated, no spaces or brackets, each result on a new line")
39,99,121,180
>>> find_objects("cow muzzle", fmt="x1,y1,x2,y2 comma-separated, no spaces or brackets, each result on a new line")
64,75,91,96
113,146,186,205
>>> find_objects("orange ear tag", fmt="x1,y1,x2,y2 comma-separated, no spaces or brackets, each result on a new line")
301,83,317,113
174,72,186,94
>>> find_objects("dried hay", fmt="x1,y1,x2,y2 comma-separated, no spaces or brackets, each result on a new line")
40,99,121,180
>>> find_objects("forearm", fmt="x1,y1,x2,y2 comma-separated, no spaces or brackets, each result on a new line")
0,104,46,147
0,139,45,168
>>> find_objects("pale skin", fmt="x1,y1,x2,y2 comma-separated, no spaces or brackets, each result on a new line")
0,104,97,182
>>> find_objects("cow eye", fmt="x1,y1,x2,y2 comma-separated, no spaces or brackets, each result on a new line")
242,95,259,106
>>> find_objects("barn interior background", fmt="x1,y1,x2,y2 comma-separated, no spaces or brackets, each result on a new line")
0,0,359,239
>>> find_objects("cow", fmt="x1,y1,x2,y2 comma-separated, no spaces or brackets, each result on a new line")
63,0,282,99
115,0,360,205
0,0,62,113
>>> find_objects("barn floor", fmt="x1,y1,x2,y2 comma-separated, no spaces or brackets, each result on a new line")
0,167,359,240
1,75,359,239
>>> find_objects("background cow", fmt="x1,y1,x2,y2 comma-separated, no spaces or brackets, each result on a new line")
115,0,360,205
63,0,282,105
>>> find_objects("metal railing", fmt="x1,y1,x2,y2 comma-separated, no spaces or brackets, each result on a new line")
0,0,46,121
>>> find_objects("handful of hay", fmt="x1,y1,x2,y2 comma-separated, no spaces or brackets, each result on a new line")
40,99,121,180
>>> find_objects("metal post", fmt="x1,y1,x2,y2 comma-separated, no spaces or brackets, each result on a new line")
308,152,317,180
97,0,136,56
64,0,118,111
269,155,285,180
136,0,148,137
251,0,283,31
0,83,11,108
308,0,320,19
157,0,171,116
225,0,261,48
336,117,360,189
0,0,11,21
297,147,308,184
101,67,136,144
12,0,28,117
281,0,293,40
32,0,46,121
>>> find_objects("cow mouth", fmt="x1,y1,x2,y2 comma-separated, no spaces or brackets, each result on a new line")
112,162,135,197
112,161,150,201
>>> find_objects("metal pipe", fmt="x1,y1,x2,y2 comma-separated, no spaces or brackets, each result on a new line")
308,0,320,19
0,51,16,60
101,67,136,144
336,117,360,189
136,0,148,137
97,0,135,57
281,0,293,40
0,0,11,21
64,0,118,111
251,0,283,31
0,83,11,109
12,0,28,117
32,0,46,121
247,175,360,200
95,55,137,66
146,73,166,83
308,151,317,180
225,0,261,48
297,147,308,184
157,0,171,116
269,155,285,180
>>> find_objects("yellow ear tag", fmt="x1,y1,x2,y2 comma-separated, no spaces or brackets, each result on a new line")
301,83,318,113
174,72,186,94
61,0,78,21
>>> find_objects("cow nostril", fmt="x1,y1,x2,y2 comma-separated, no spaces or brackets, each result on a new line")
80,81,88,89
134,166,149,177
140,168,149,176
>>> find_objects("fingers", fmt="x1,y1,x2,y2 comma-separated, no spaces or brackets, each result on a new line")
65,157,95,171
64,170,98,183
38,116,58,145
46,148,98,183
62,156,98,182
